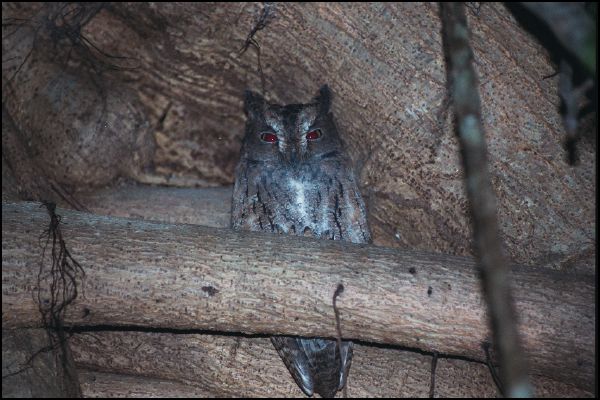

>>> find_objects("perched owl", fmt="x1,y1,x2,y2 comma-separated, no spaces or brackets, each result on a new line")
231,85,371,397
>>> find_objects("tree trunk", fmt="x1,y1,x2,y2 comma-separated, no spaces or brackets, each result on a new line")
2,201,594,391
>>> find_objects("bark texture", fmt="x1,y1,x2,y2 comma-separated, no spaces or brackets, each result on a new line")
2,328,79,398
70,331,591,398
77,184,233,229
2,2,596,397
2,201,594,391
2,2,595,272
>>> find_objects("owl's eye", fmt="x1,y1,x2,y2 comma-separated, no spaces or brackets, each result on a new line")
306,129,322,140
260,132,278,143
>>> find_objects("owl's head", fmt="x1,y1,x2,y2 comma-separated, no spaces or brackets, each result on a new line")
241,85,343,165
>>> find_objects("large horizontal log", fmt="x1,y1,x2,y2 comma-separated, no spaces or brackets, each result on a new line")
75,184,595,273
70,331,591,398
76,184,233,228
1,201,594,390
73,185,594,396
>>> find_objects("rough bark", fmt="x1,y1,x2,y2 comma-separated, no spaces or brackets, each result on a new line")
1,3,596,396
69,331,591,398
2,2,595,273
2,201,594,391
77,370,218,398
2,328,80,398
77,184,233,229
72,183,596,396
2,4,154,189
71,182,597,271
1,105,87,211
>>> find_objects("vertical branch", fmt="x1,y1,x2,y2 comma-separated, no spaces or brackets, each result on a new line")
439,3,532,397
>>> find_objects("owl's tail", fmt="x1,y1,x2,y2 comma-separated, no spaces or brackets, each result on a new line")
271,336,353,398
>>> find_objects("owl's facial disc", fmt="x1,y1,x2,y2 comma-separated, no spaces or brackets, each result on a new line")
242,90,342,166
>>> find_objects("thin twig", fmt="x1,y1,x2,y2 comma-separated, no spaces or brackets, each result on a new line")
483,341,504,395
239,3,275,96
332,283,347,398
429,351,438,398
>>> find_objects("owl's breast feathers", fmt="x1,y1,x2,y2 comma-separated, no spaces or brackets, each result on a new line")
231,159,371,244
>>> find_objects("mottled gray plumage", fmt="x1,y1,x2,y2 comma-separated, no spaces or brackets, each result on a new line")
231,85,371,397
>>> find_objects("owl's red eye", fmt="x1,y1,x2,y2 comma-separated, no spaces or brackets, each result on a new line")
260,132,278,143
306,129,322,140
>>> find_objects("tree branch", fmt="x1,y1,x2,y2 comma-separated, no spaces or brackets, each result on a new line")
519,2,596,76
1,201,594,390
440,3,533,396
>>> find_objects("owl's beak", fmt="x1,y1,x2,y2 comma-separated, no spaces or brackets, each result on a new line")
281,140,305,165
289,147,299,164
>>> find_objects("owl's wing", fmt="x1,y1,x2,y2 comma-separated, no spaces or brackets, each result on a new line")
271,336,353,398
271,336,315,396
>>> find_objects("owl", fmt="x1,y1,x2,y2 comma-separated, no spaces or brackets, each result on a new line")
231,85,371,397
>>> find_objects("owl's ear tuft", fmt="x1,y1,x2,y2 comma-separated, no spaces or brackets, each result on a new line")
314,84,331,114
244,90,266,119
